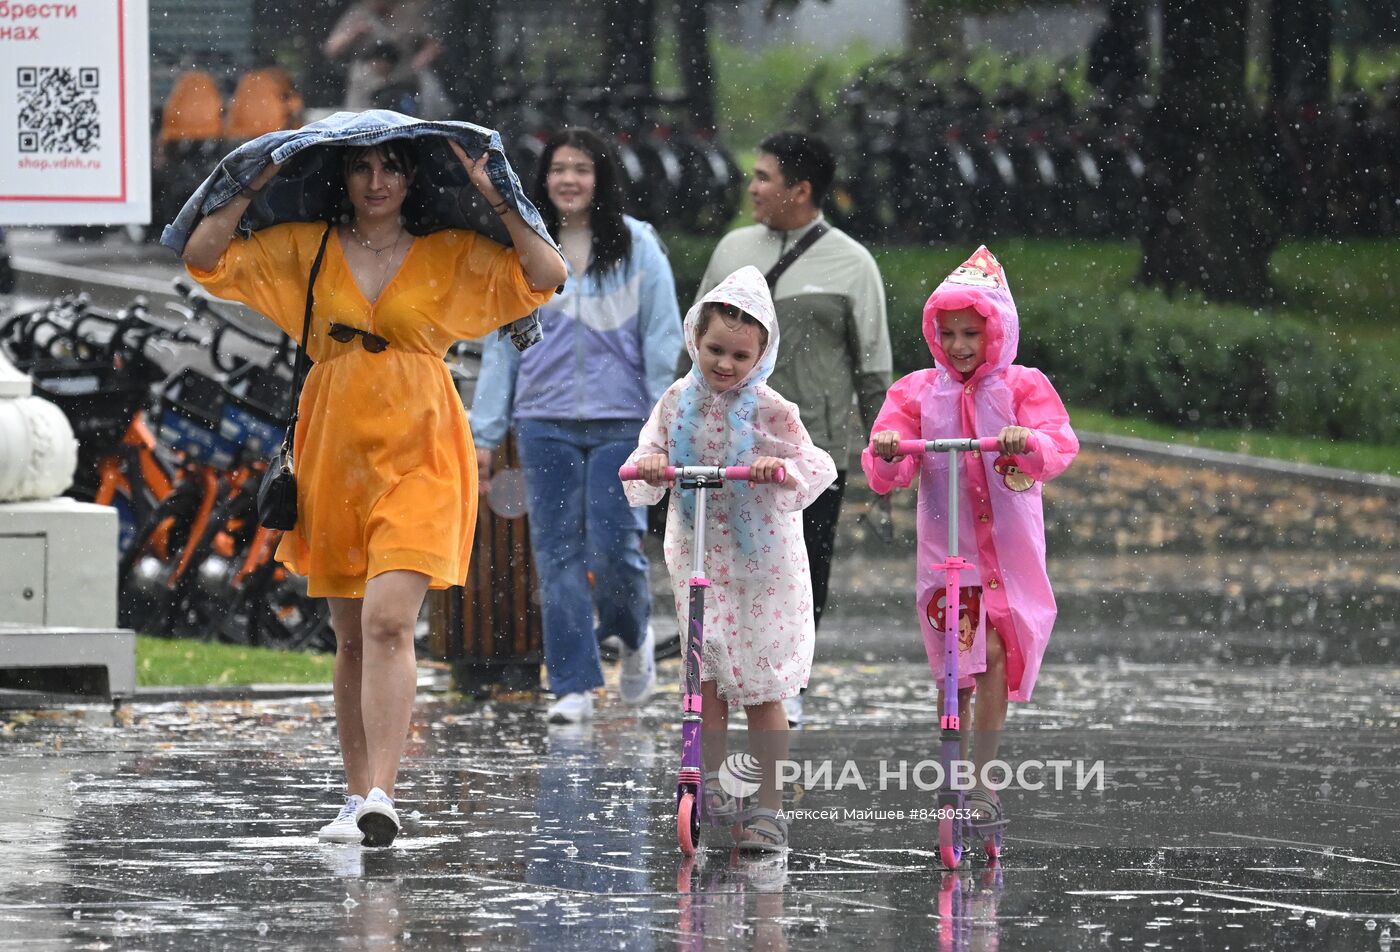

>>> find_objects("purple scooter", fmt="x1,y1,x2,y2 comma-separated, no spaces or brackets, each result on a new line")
618,462,785,856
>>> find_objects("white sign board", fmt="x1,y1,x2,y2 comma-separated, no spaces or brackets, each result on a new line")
0,0,150,225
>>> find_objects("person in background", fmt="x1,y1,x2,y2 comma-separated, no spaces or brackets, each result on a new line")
323,0,451,118
471,128,683,725
691,131,892,727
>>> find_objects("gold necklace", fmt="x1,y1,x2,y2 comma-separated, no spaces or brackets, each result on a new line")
366,230,404,302
350,222,402,256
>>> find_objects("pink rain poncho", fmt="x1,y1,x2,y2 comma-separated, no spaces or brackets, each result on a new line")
860,247,1078,701
625,266,837,706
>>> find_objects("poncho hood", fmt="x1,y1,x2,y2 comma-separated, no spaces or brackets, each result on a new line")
682,265,779,395
922,246,1020,382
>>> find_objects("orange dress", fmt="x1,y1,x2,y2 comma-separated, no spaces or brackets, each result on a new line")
190,221,554,598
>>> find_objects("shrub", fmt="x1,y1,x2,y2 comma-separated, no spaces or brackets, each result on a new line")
663,233,1400,444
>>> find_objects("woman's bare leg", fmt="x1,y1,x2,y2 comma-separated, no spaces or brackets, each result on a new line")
327,596,369,796
359,570,430,796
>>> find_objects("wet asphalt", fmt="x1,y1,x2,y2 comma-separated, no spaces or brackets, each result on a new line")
2,659,1397,951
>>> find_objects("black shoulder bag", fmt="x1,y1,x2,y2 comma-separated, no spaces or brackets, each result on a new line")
764,221,829,291
256,223,333,530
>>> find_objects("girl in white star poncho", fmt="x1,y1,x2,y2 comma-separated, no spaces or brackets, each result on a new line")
625,265,836,850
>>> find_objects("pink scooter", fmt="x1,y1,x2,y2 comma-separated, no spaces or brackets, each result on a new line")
883,437,1003,869
618,463,785,856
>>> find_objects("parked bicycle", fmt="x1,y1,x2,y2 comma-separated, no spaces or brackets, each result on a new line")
1,286,332,651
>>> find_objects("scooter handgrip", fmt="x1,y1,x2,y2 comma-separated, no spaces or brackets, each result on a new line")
725,465,786,484
979,436,1002,452
618,465,679,481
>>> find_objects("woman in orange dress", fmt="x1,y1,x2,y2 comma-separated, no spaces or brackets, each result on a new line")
182,139,566,846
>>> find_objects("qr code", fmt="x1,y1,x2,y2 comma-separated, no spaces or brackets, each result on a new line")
17,66,101,154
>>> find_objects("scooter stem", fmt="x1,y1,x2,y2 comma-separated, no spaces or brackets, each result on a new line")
944,446,962,725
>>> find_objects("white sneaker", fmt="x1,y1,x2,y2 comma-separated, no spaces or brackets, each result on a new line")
619,624,657,706
317,794,365,843
547,691,594,724
782,694,804,728
355,787,401,847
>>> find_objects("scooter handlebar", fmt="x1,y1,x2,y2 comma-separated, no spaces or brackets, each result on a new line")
618,464,787,484
890,437,1003,456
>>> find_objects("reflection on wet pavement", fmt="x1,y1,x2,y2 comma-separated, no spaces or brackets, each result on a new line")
1,661,1397,950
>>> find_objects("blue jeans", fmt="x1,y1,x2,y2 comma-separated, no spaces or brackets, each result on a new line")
515,418,650,696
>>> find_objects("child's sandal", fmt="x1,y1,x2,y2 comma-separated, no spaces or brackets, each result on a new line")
703,771,740,826
738,806,789,853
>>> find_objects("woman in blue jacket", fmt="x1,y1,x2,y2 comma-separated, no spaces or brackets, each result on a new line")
471,128,683,723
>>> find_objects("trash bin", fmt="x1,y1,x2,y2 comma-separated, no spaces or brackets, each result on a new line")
428,433,542,695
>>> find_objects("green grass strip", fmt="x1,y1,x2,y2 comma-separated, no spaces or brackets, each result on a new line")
136,635,335,687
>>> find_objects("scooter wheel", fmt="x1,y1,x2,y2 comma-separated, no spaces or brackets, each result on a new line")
938,815,963,870
677,792,700,857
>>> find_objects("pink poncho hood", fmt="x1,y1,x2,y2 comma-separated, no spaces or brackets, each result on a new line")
923,245,1019,382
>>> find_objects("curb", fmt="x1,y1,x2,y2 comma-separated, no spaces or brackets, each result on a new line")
12,252,178,297
128,670,453,705
131,683,336,704
1081,430,1400,494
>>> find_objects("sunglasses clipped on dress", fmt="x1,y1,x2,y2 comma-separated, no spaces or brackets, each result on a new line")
328,322,390,353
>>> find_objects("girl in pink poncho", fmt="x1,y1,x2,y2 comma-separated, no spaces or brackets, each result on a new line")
862,246,1078,836
626,265,836,852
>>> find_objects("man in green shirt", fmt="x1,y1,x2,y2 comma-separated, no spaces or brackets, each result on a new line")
692,131,893,725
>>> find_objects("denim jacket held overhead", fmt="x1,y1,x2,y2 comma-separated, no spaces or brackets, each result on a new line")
469,217,683,449
159,109,562,350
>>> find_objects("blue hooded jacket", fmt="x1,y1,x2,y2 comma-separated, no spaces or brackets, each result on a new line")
469,217,682,447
